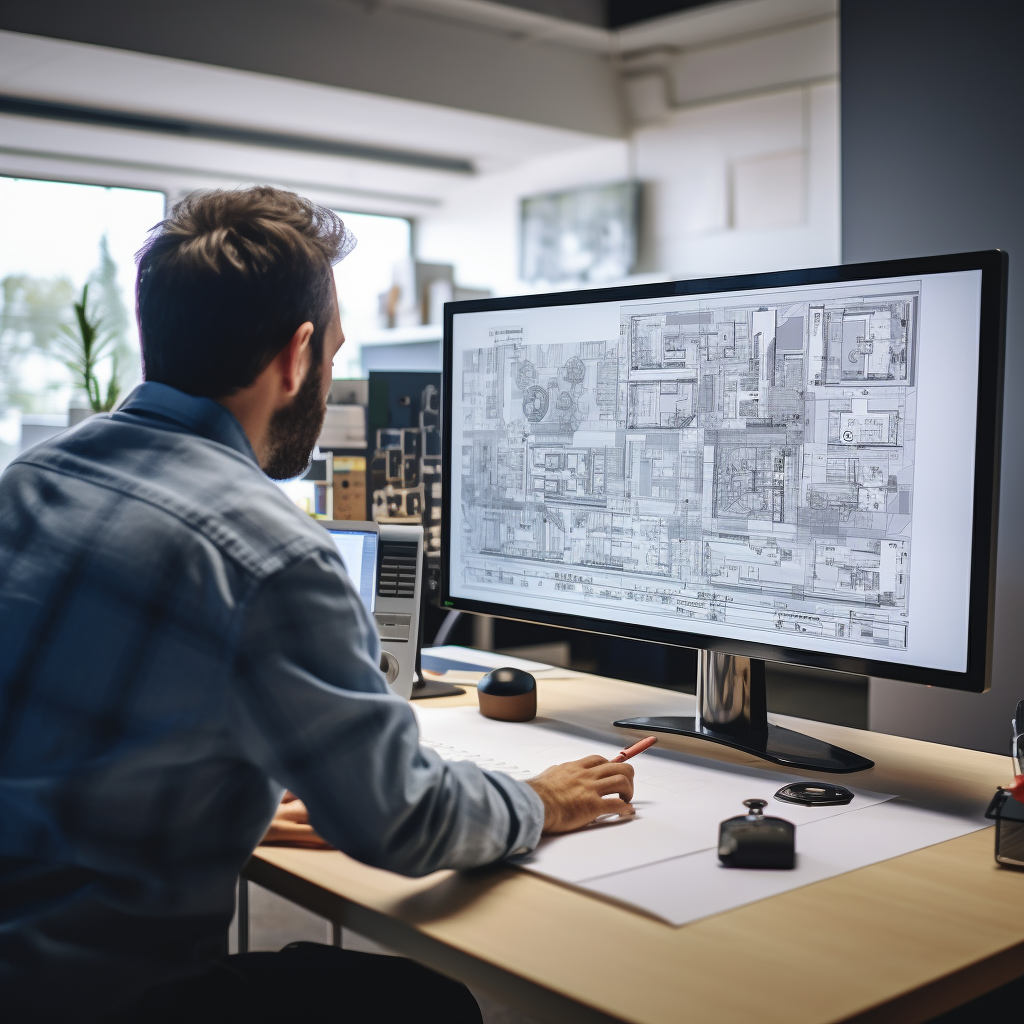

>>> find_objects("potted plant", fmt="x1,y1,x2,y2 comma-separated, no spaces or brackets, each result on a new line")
60,282,120,425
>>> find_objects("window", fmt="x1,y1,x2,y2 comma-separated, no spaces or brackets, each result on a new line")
0,176,165,471
331,210,412,378
0,189,410,471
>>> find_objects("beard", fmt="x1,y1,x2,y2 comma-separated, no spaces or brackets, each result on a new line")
262,359,327,480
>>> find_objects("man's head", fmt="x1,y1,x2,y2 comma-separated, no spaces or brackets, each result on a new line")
136,187,354,478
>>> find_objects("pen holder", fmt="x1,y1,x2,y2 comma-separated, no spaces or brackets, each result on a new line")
985,785,1024,869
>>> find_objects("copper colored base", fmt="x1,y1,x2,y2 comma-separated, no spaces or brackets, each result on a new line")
478,689,537,722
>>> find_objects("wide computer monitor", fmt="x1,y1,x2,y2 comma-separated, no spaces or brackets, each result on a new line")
441,251,1008,772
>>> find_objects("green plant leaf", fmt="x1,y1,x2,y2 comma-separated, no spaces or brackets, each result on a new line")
101,354,121,412
58,282,119,412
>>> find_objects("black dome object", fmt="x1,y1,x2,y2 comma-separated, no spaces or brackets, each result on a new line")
477,667,537,722
478,667,536,696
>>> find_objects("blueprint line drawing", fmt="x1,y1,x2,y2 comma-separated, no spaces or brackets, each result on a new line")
455,283,919,650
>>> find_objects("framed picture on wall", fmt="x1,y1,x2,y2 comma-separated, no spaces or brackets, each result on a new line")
520,181,640,286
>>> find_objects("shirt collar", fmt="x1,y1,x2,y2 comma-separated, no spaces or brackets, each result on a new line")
115,382,259,465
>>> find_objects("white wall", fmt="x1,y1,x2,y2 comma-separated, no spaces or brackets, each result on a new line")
416,13,840,291
634,82,839,280
417,81,840,292
416,139,630,294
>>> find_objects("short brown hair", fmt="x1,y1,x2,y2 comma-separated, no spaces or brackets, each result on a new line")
136,187,352,398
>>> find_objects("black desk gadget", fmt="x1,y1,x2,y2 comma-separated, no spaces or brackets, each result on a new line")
775,781,853,806
440,251,1008,774
718,799,795,869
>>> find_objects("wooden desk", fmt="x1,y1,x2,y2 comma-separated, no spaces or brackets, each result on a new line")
244,671,1024,1024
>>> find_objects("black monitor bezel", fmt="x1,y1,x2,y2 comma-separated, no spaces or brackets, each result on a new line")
440,251,1007,693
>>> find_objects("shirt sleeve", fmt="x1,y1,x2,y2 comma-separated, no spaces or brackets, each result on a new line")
224,548,544,876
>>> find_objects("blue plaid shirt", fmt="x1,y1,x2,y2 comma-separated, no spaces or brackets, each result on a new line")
0,382,543,1022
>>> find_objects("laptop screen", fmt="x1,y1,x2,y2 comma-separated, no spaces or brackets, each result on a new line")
327,529,378,613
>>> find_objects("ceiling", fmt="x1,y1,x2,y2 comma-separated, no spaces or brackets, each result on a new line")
485,0,718,29
606,1,719,28
0,27,615,216
0,0,835,211
0,2,838,122
372,0,834,55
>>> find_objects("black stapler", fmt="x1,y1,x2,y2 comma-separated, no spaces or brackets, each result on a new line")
718,799,795,869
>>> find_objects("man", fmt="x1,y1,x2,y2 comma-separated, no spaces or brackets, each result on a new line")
0,187,635,1023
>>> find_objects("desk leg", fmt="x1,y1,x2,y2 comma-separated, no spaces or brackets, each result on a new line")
332,921,342,948
237,876,250,954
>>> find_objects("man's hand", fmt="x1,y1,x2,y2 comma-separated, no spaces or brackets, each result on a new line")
261,792,333,848
527,756,635,834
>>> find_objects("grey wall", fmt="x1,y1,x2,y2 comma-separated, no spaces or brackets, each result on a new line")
0,1,623,137
841,0,1024,753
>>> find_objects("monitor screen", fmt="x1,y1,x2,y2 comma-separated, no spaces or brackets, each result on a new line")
444,256,1005,688
327,529,378,613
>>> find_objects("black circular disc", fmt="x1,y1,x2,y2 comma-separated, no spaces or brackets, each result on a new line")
775,782,854,806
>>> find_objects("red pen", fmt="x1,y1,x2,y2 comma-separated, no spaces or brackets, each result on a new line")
610,735,658,762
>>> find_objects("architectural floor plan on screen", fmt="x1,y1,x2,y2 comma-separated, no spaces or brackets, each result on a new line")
456,283,920,650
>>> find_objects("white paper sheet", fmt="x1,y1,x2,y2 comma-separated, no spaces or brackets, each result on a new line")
421,645,565,676
414,706,895,884
584,800,989,925
414,707,992,925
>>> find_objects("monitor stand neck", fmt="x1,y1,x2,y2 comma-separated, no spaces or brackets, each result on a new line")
410,673,466,699
409,584,465,700
614,650,874,774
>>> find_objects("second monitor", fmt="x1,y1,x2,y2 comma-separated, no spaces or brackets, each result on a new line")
322,519,423,700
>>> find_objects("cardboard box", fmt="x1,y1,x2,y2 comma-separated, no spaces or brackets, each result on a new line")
332,456,367,522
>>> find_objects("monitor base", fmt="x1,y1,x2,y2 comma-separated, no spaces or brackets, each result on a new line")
612,716,874,774
410,677,466,700
614,650,874,774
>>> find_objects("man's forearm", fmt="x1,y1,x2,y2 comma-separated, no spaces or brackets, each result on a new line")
227,552,544,877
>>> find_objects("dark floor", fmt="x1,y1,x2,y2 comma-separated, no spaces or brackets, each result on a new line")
926,974,1024,1022
236,884,544,1024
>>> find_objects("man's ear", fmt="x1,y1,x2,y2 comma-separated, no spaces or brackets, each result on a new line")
277,322,315,399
